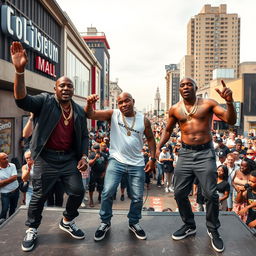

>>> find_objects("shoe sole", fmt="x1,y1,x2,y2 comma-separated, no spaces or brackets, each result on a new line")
207,230,225,253
94,226,111,241
21,241,36,252
129,226,147,240
172,229,196,240
59,224,85,240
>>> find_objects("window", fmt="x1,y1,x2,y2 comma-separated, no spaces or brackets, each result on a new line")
67,50,90,97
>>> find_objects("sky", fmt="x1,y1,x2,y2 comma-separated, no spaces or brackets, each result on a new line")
56,0,256,111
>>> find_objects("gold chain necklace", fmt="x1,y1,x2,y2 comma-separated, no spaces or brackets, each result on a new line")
182,97,199,121
122,113,136,136
60,103,73,126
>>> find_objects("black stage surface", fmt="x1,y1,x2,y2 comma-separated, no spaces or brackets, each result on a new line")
0,207,255,256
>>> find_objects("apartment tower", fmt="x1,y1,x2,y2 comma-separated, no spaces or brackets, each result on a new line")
184,4,240,92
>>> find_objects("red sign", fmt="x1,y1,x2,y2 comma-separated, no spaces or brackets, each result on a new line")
35,56,57,78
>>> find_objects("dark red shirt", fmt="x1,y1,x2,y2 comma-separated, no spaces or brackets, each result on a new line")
45,114,74,151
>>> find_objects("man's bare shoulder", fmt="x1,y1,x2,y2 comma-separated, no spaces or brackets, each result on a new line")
200,98,219,107
169,101,182,112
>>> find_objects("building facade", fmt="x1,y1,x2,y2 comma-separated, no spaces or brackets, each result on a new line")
0,0,101,161
81,27,110,109
183,4,240,93
210,74,256,134
109,80,122,109
165,64,180,111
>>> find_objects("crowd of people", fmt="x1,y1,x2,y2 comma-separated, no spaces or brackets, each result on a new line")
0,42,255,253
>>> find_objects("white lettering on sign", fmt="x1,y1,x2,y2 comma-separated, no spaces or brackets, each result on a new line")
0,122,12,131
1,5,59,63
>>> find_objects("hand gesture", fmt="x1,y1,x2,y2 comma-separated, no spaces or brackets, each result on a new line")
77,158,88,172
144,160,155,173
86,94,99,106
215,80,234,103
10,42,28,72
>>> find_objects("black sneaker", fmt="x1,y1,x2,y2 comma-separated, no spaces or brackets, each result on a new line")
129,223,147,240
94,222,111,241
120,195,125,201
21,228,37,252
207,229,224,252
172,225,196,240
59,219,85,239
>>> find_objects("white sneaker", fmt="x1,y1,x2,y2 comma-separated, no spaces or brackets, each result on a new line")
165,187,169,193
168,187,174,192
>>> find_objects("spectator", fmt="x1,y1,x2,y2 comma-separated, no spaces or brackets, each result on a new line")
215,138,230,156
88,143,108,207
0,152,19,224
231,139,246,159
236,170,256,229
226,153,240,211
216,150,227,167
226,132,236,149
216,165,230,211
21,150,34,206
233,158,256,222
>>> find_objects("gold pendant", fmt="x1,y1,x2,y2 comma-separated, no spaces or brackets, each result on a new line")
187,115,192,121
127,130,131,136
64,120,69,126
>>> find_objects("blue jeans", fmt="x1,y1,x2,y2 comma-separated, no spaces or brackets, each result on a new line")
26,187,33,206
100,158,145,224
157,163,164,186
0,188,19,219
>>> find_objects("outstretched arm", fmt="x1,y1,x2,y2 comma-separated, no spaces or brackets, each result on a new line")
213,80,237,125
84,94,113,121
156,108,177,159
144,117,156,173
10,42,28,99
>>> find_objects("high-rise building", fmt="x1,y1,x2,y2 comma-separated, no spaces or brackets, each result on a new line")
183,4,240,94
165,64,180,111
81,27,110,109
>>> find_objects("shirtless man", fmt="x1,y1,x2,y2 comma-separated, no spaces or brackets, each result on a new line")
156,78,236,253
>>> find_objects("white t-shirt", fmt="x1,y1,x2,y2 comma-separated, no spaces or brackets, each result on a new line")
0,163,19,193
109,109,145,166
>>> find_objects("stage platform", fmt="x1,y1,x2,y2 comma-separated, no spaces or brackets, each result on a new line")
0,207,255,256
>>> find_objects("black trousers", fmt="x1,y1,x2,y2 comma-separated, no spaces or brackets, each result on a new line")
174,146,220,231
47,179,65,207
26,150,85,228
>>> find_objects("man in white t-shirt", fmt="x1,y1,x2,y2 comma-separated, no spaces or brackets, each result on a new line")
0,152,19,223
85,92,156,241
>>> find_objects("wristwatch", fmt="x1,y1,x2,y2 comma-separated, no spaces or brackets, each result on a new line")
82,155,89,163
149,157,156,162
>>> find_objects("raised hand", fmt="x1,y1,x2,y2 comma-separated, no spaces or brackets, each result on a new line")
86,94,99,106
10,41,28,72
215,80,234,103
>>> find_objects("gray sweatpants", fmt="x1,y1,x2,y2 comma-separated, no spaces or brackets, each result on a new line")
174,146,220,231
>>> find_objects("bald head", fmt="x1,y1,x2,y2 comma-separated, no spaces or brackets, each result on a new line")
180,77,197,87
117,92,133,101
116,92,135,116
54,76,74,103
0,152,8,168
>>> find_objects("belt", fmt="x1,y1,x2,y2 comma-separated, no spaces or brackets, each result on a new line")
1,187,19,195
182,141,212,151
44,148,70,154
